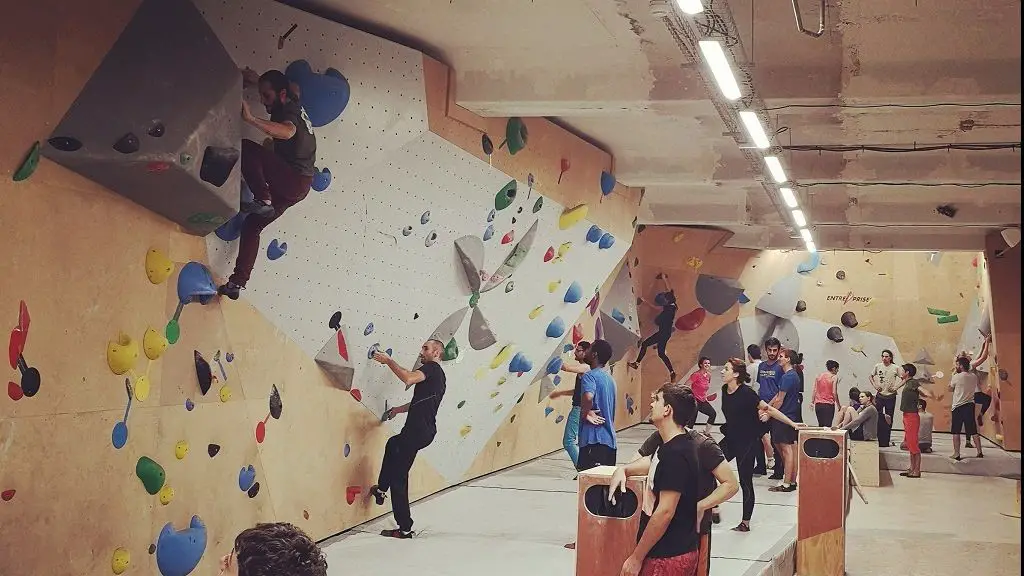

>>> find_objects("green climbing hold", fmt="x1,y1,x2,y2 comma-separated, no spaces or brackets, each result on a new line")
135,456,166,495
443,337,460,361
179,152,193,165
495,180,517,211
504,117,528,155
927,307,951,316
458,400,466,409
165,320,181,345
469,291,480,308
937,315,959,324
13,141,41,182
532,197,544,213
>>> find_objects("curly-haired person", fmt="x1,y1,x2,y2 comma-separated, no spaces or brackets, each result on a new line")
218,522,328,576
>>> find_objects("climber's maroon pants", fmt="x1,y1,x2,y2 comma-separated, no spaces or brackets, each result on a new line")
229,139,312,287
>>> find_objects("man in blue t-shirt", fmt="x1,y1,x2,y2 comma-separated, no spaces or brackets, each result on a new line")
577,339,617,471
755,338,785,478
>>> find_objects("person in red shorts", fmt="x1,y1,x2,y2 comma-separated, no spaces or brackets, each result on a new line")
895,364,941,478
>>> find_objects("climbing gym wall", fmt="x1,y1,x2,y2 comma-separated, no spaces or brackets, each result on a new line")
0,0,642,574
629,227,990,435
983,231,1021,450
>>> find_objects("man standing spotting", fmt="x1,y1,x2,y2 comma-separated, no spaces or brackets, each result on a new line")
756,338,785,479
548,341,592,470
219,67,317,300
870,349,902,447
950,356,984,461
369,339,446,539
577,340,618,471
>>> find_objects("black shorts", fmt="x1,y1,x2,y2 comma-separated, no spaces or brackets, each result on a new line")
951,403,978,436
770,419,798,445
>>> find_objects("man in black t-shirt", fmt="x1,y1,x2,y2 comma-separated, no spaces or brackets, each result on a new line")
610,384,737,576
219,68,317,300
369,339,446,539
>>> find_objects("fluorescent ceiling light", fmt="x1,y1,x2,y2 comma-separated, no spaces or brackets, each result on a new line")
805,240,817,253
764,156,788,183
676,0,705,14
779,187,798,208
792,209,807,228
698,40,741,101
739,110,771,149
799,228,812,242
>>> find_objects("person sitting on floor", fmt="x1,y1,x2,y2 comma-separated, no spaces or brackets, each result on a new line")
834,386,862,428
834,390,878,442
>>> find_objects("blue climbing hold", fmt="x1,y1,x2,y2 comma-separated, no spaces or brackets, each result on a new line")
546,356,563,375
611,308,626,323
797,251,821,274
738,292,751,304
586,225,603,243
546,316,566,338
311,167,332,192
563,281,583,304
238,465,256,492
554,375,562,385
284,60,350,127
600,171,616,196
508,352,533,374
367,343,381,359
563,344,574,353
598,232,615,250
487,209,496,223
155,516,207,576
215,212,248,242
267,239,288,260
544,407,554,417
483,225,495,241
343,443,351,457
555,414,565,424
364,323,374,336
176,262,216,305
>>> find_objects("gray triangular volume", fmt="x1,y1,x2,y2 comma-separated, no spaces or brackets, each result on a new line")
755,274,803,320
918,367,934,383
482,219,539,292
979,307,991,338
538,377,556,403
430,307,471,344
695,274,745,316
468,307,498,350
599,311,637,364
912,348,935,366
314,327,354,390
454,236,484,293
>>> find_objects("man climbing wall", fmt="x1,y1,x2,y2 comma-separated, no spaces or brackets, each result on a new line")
219,67,317,300
629,273,678,381
369,339,447,539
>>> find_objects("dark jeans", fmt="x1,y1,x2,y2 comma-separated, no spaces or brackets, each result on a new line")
875,394,897,447
723,438,758,521
578,443,617,471
635,329,674,374
377,428,434,531
689,400,717,427
815,403,836,427
230,139,312,287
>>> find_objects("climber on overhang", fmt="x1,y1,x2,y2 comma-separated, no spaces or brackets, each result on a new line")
629,272,678,381
218,67,317,300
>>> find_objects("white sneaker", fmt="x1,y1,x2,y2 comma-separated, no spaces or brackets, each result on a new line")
767,457,776,469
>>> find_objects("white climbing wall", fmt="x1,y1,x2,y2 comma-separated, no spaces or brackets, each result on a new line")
199,0,630,482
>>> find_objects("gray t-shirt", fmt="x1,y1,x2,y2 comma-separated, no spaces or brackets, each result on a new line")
949,371,979,409
919,412,934,444
842,404,878,441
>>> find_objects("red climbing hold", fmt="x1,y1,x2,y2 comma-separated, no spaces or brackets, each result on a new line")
543,247,555,262
674,308,706,331
17,300,29,333
571,324,584,346
255,421,266,444
971,255,978,268
501,231,514,245
336,330,349,361
7,381,23,401
350,389,362,402
146,161,171,173
1,489,14,502
345,485,362,505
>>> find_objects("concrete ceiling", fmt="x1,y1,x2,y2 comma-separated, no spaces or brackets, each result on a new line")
285,0,1021,250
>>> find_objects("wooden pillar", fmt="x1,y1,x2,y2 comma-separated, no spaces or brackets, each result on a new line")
796,429,849,576
576,466,645,576
985,232,1021,450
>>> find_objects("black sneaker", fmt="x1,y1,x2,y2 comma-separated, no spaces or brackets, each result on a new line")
369,485,387,506
241,199,275,217
768,473,784,480
753,468,767,476
966,439,974,448
217,282,242,300
380,529,413,539
711,510,721,524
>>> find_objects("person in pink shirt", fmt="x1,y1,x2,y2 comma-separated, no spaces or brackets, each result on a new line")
812,360,841,427
686,357,717,434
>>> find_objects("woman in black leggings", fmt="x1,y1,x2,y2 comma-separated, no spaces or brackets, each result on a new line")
720,358,804,532
629,273,678,380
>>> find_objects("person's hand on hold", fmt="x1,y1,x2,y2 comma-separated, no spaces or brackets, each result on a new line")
241,67,260,88
608,467,628,505
372,351,390,365
585,410,606,426
241,101,255,124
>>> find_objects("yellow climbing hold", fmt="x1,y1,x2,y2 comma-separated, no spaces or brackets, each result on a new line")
686,256,703,271
134,374,151,402
547,280,561,293
850,344,864,353
174,441,189,460
474,366,489,380
529,305,545,319
459,425,472,437
489,345,515,369
111,547,130,575
497,376,507,386
493,403,504,413
489,391,500,399
145,249,174,285
143,327,169,360
673,231,686,243
219,385,232,402
554,242,572,262
558,204,589,230
106,333,139,375
158,485,175,505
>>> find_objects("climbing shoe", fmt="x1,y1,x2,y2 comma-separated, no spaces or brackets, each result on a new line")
369,485,387,506
217,282,242,301
380,529,413,539
241,199,275,217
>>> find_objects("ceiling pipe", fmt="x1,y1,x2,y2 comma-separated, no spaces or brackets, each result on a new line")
791,0,825,38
